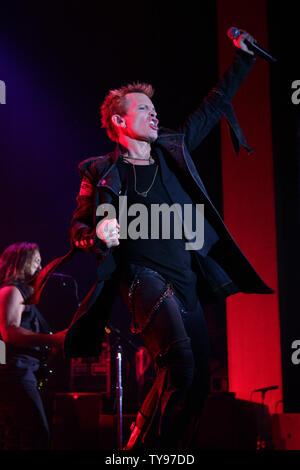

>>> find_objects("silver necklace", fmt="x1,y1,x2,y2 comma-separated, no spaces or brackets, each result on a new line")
132,163,158,197
122,155,154,163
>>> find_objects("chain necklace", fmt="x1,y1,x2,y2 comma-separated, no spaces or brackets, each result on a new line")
122,155,154,163
132,162,158,197
122,155,150,161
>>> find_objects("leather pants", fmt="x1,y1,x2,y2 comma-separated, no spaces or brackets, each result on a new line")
120,264,210,449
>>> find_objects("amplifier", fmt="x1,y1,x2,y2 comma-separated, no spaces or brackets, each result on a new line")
69,340,111,393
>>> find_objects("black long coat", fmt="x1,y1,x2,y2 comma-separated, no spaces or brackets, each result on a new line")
28,51,273,358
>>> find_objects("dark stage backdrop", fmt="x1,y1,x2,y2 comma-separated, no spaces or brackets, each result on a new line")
0,2,226,394
268,2,300,412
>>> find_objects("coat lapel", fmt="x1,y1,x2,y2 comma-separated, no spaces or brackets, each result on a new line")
95,147,122,196
156,133,213,201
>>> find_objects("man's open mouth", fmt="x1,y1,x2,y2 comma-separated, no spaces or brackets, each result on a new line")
149,119,159,130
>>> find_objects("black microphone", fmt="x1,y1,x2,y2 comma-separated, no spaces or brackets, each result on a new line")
227,27,277,63
50,273,73,287
253,385,279,393
51,273,73,279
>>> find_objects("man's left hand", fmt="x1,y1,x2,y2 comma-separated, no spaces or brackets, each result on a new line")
233,30,256,55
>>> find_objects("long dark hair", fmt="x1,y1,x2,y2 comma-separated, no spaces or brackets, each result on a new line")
0,242,40,284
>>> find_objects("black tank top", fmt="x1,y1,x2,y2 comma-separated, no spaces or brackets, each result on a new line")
0,281,50,380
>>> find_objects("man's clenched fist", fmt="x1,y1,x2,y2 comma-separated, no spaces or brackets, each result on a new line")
96,218,120,248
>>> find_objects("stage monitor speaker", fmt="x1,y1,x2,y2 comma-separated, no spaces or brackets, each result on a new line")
272,413,300,450
197,393,272,450
51,392,134,450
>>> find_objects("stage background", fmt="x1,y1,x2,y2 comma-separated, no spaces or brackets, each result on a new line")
0,0,299,416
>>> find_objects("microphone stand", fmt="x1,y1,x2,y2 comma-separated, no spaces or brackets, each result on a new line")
116,343,123,451
52,273,80,306
252,387,278,450
106,322,139,451
256,389,267,450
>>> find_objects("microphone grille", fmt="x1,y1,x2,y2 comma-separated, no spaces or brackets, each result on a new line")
227,27,240,40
